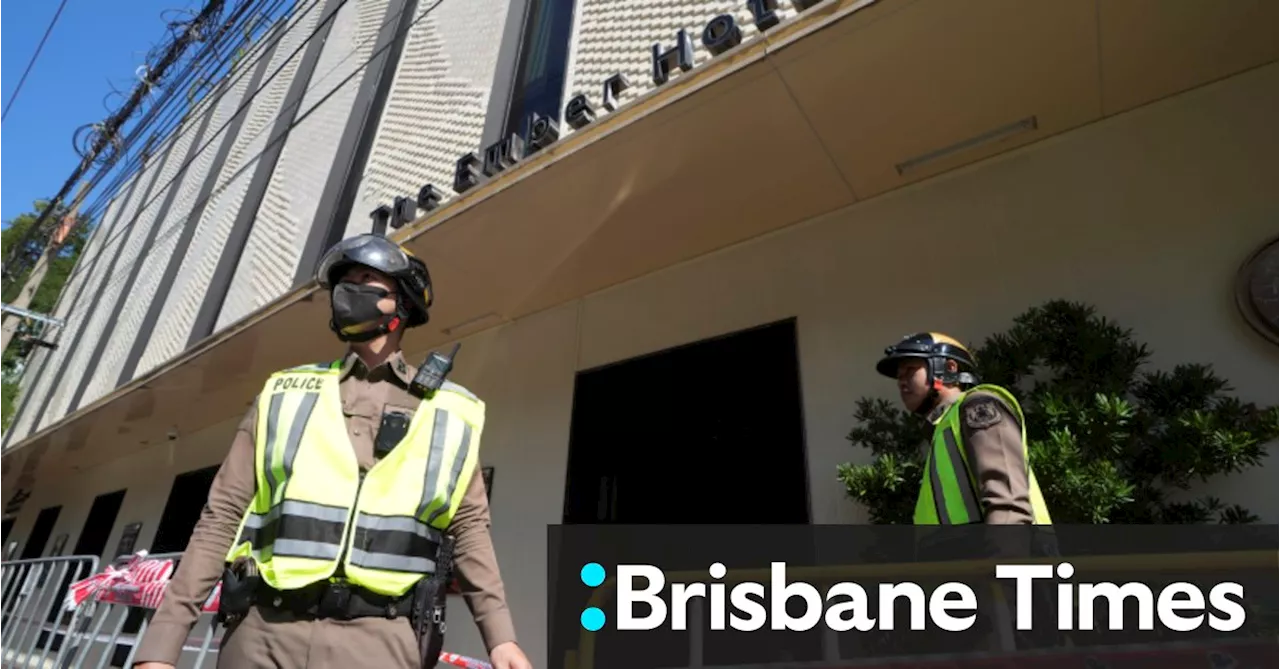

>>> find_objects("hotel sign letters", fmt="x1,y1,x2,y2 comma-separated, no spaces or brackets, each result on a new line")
370,0,828,232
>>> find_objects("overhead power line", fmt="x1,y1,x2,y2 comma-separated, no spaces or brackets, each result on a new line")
0,0,264,361
59,0,448,300
0,0,228,278
2,0,72,124
68,0,293,229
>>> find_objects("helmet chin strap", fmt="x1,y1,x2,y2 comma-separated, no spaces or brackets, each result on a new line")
914,360,979,417
915,380,943,417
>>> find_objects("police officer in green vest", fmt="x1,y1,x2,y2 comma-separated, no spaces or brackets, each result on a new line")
134,234,531,669
877,333,1062,653
876,332,1052,525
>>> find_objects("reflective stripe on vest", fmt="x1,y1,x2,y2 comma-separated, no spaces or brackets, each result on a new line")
226,362,484,596
913,384,1052,525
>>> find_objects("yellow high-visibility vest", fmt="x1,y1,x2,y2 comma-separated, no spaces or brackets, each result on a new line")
913,384,1052,525
225,360,484,596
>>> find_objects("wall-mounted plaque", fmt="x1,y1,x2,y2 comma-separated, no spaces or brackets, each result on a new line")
4,489,31,516
115,522,143,558
50,533,69,557
1235,238,1278,344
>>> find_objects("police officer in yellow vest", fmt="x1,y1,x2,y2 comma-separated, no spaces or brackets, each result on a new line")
876,332,1052,525
133,234,532,669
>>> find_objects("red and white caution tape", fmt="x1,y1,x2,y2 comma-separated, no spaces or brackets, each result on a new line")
64,550,174,611
437,652,493,669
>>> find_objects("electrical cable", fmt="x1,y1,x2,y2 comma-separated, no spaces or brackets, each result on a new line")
8,0,415,426
2,0,72,123
73,0,329,228
70,0,300,226
0,10,247,301
69,0,292,226
0,0,228,275
0,0,252,272
5,0,281,274
77,0,281,189
13,0,453,440
10,0,335,342
59,0,445,300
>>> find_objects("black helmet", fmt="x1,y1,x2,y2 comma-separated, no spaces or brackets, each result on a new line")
315,234,434,328
876,332,979,393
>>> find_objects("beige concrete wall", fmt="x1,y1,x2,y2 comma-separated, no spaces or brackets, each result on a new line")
7,65,1275,667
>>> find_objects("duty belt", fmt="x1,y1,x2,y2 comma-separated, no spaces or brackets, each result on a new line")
255,579,415,620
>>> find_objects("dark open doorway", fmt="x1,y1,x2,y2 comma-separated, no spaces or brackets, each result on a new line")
557,319,821,666
151,465,219,554
562,319,810,525
75,489,127,559
19,505,61,559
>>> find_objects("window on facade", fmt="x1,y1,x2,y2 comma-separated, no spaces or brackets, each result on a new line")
502,0,577,141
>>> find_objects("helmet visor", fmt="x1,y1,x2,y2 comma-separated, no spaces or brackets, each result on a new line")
315,235,412,288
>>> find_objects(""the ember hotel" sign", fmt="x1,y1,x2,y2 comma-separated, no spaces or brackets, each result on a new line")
369,0,830,231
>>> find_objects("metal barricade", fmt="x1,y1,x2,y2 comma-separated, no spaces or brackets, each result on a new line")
2,554,100,669
1,552,222,669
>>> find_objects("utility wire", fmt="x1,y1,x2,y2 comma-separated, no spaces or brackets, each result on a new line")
73,0,294,223
68,0,299,229
4,0,275,279
2,0,72,123
13,0,449,437
55,18,243,225
69,0,281,214
12,0,414,405
0,0,227,276
62,0,444,297
22,0,337,316
69,0,290,229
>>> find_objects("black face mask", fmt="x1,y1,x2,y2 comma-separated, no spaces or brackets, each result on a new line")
330,282,396,342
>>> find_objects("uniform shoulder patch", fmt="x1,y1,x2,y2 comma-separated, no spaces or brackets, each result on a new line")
962,396,1003,430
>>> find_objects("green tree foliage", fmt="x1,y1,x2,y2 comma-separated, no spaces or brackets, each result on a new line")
838,300,1277,524
1,201,94,431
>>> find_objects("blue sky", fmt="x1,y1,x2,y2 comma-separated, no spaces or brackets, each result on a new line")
2,0,201,226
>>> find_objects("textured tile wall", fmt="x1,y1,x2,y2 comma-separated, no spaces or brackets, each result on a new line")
135,7,327,376
7,187,132,441
82,71,257,403
561,0,797,135
31,160,156,433
216,0,388,328
10,0,789,437
341,0,510,237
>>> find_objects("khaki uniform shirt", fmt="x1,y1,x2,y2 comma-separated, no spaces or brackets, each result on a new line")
133,350,516,666
927,389,1035,524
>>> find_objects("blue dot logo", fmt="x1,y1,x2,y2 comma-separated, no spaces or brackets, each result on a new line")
580,562,605,587
580,563,607,631
581,606,606,631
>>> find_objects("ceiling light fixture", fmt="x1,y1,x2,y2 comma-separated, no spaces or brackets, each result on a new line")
895,116,1038,176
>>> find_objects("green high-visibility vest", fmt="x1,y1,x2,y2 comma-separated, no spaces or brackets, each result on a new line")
913,384,1052,525
225,360,484,596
